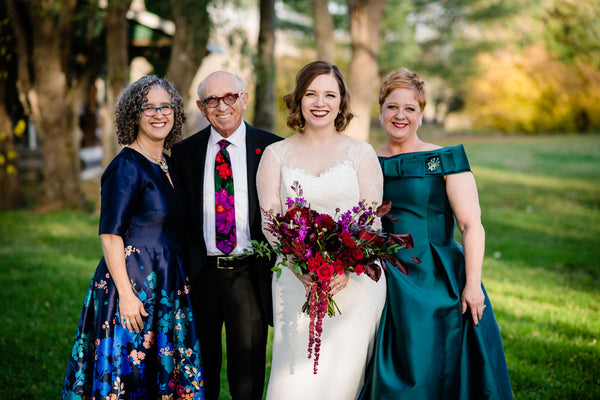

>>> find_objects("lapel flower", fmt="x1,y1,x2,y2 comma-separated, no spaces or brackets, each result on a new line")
255,148,262,155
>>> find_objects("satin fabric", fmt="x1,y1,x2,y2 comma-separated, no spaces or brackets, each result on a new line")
360,145,513,400
62,148,204,399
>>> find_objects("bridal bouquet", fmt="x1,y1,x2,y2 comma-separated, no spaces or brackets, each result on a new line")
253,182,416,374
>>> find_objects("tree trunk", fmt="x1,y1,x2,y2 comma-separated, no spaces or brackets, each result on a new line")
312,0,335,62
253,0,276,132
165,0,211,108
7,0,82,210
345,0,386,142
102,0,132,167
0,5,23,209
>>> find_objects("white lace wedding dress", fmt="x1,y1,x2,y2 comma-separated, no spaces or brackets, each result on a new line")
257,135,387,400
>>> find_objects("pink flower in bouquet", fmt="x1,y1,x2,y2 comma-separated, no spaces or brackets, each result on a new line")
332,260,345,275
307,255,323,272
339,231,356,247
316,263,334,281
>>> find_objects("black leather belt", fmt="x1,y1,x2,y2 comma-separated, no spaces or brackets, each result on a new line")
206,255,254,270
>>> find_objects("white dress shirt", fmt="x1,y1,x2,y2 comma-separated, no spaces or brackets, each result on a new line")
203,124,251,256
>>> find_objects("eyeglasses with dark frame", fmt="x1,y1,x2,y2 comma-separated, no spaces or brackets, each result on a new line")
200,91,244,108
140,103,175,117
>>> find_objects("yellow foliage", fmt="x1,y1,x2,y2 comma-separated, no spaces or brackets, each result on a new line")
14,119,26,137
7,150,17,160
6,164,17,175
464,45,600,133
0,154,4,165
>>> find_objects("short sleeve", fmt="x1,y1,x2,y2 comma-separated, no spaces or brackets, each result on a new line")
99,154,142,236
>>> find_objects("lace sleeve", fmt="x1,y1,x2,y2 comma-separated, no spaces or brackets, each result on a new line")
355,142,384,229
256,144,283,245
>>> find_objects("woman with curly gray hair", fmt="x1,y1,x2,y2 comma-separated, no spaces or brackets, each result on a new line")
62,76,205,399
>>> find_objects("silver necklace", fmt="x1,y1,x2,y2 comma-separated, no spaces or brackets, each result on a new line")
136,141,169,173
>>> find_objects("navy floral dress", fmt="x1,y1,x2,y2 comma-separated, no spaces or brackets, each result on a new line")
62,148,204,400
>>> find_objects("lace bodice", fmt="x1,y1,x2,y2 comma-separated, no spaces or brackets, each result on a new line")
256,135,384,242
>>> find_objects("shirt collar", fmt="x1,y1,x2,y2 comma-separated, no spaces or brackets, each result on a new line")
210,122,246,148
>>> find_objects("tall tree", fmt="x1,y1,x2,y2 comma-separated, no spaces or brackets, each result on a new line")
102,0,132,167
345,0,386,141
542,0,600,68
253,0,276,131
312,0,335,62
165,0,211,106
6,0,91,210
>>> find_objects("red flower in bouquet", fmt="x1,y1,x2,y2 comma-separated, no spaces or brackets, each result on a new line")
253,181,416,373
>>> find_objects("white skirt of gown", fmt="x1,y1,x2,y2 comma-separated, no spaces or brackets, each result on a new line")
266,266,386,400
265,163,387,400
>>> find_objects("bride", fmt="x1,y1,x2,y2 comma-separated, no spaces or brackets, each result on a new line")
257,61,387,400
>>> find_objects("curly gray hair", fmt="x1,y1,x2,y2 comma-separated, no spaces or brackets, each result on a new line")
114,75,186,149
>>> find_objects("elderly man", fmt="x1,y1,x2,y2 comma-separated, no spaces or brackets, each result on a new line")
172,71,281,400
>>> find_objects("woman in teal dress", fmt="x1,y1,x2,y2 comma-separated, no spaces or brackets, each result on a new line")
360,68,512,399
62,76,204,399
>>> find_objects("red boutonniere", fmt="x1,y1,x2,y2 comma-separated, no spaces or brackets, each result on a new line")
255,148,262,155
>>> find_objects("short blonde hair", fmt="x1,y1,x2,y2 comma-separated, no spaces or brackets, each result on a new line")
379,68,426,111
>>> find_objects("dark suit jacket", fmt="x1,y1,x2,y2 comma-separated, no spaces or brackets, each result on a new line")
171,122,282,324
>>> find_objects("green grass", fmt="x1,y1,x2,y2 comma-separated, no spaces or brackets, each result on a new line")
1,134,599,399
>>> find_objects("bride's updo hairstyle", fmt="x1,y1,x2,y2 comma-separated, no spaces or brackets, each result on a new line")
379,67,427,111
284,60,354,133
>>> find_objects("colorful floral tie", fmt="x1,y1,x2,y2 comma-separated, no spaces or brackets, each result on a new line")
215,139,236,254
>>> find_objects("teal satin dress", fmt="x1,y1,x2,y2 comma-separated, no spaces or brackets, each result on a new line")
360,145,512,400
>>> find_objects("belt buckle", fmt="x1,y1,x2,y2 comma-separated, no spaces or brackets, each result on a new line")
216,256,235,270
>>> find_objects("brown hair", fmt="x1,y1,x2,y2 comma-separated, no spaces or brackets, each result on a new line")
283,61,354,133
379,68,427,111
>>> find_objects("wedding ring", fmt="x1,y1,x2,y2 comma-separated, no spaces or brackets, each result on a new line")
482,305,487,310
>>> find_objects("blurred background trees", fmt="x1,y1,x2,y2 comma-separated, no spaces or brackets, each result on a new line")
1,0,599,210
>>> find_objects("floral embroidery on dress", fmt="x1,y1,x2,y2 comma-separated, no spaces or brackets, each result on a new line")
427,156,441,172
124,245,140,257
63,271,203,399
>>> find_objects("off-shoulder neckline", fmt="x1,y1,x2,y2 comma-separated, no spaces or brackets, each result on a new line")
378,144,463,160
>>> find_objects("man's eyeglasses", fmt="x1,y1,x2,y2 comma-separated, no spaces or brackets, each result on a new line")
200,92,244,108
140,104,175,117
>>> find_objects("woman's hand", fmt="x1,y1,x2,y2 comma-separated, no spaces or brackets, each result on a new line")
292,270,349,297
118,291,149,333
329,271,349,297
293,270,314,296
461,280,486,326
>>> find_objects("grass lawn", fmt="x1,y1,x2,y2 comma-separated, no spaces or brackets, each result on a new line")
1,133,599,399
